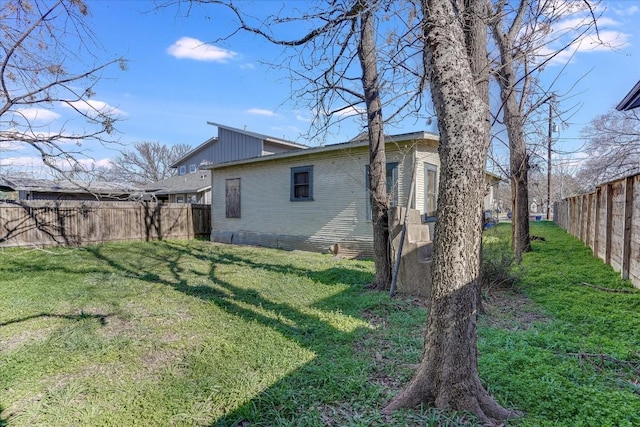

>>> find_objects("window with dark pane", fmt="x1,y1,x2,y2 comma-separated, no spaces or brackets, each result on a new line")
225,178,241,218
290,166,313,201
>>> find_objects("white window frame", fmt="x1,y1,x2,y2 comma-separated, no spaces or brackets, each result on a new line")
179,165,186,175
424,162,438,220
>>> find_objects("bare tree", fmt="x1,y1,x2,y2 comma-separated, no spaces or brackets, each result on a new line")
489,0,600,262
491,0,532,262
578,109,640,187
0,0,125,181
181,0,425,290
358,1,392,290
384,0,513,423
110,141,192,185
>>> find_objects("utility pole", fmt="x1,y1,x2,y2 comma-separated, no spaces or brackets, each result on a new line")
546,96,553,220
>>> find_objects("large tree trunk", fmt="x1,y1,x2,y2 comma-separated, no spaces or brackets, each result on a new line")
464,0,490,314
383,0,514,424
359,3,391,290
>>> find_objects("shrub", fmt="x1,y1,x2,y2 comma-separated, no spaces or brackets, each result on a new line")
481,226,522,290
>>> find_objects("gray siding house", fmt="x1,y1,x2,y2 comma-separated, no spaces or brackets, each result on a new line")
147,123,306,203
204,131,499,258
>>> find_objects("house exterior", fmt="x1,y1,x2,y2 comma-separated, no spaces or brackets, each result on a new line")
0,176,140,201
616,80,640,111
204,131,500,258
145,171,212,204
147,123,306,203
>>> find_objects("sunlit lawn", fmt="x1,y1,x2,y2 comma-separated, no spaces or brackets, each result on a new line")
1,222,639,426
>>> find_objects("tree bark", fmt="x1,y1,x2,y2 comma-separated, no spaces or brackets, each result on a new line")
383,0,514,423
491,0,531,263
358,2,391,290
463,0,490,314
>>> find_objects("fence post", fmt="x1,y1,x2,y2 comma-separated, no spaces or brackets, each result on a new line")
586,193,592,249
605,184,613,265
622,176,634,280
594,186,601,258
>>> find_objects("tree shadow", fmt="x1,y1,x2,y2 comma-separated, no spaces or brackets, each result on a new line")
0,311,111,328
0,404,6,427
81,242,379,425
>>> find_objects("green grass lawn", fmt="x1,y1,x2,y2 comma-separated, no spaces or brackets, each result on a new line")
1,222,639,426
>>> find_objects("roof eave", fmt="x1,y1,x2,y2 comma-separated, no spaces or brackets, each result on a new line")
169,136,218,169
207,121,308,149
204,131,440,170
616,80,640,111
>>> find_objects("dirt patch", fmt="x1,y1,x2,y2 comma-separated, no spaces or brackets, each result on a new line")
481,286,550,330
0,326,54,353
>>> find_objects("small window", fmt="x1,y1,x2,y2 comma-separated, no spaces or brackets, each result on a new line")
290,166,313,201
226,178,241,218
179,165,186,175
189,164,196,173
424,162,438,219
176,196,185,203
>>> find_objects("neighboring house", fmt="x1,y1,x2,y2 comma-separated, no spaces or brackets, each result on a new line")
204,131,500,258
145,171,212,204
147,123,307,203
0,176,140,201
616,80,640,111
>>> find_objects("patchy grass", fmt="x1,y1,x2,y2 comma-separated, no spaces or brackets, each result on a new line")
1,222,639,426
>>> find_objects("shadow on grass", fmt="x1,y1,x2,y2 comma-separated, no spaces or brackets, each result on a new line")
79,241,382,424
0,404,6,427
0,311,111,327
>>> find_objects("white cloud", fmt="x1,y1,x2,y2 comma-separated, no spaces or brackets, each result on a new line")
14,108,60,122
613,5,639,16
574,30,630,51
552,16,619,34
0,140,25,151
334,105,366,118
167,37,237,62
536,28,629,66
0,155,44,168
295,111,313,123
247,108,277,117
63,100,126,117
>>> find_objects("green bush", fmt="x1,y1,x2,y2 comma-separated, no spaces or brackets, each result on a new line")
482,225,522,290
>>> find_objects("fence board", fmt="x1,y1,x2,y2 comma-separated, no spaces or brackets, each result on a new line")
554,173,640,289
0,201,211,248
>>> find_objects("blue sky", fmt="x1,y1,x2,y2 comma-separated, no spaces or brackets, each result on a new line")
3,0,640,177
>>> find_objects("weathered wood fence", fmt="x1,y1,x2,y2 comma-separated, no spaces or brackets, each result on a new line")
0,201,211,248
553,173,640,288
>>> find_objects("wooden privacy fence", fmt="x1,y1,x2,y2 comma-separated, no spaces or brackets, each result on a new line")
554,173,640,288
0,200,211,248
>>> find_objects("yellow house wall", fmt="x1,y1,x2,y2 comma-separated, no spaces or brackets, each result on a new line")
211,139,439,257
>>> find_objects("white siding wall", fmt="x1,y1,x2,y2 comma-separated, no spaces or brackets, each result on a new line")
413,140,441,214
211,140,440,257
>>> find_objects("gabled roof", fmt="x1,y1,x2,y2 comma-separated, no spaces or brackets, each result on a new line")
207,122,308,150
616,80,640,111
169,136,218,169
0,176,139,194
169,123,309,169
144,170,211,195
204,130,440,170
